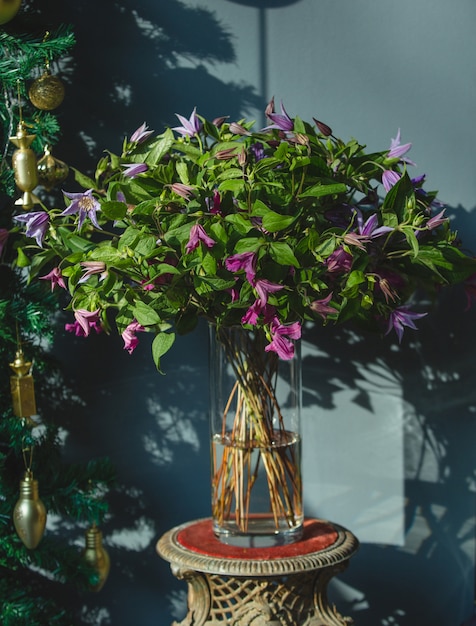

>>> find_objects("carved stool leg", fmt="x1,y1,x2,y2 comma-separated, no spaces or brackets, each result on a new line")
168,566,353,626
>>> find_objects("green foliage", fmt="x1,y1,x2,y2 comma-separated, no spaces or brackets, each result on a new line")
18,104,476,368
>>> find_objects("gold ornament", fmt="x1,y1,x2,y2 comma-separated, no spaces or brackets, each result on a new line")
13,469,47,549
9,121,39,209
0,0,21,25
37,144,69,191
82,524,110,592
28,71,65,111
9,346,37,424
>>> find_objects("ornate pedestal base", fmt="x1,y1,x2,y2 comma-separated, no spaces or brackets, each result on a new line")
157,517,359,626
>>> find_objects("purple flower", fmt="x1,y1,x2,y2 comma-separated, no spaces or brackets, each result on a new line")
426,209,448,230
121,162,148,178
387,129,415,166
325,246,352,274
61,189,102,230
205,189,221,215
265,101,294,132
385,306,427,342
73,309,102,337
40,267,67,291
0,228,8,256
250,142,265,162
185,224,216,254
254,278,283,305
265,318,301,360
78,261,108,283
310,293,338,320
242,299,262,325
225,251,257,282
357,212,393,238
129,122,153,144
122,320,146,354
382,170,401,192
173,107,202,137
14,211,49,247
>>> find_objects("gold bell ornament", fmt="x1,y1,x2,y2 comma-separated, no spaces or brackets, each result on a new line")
82,524,110,592
29,61,65,112
0,0,21,25
9,346,37,425
37,144,69,191
13,448,47,550
9,121,39,209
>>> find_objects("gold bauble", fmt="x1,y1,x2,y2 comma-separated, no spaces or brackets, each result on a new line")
37,145,69,191
0,0,21,25
13,470,47,550
83,525,110,592
29,72,65,111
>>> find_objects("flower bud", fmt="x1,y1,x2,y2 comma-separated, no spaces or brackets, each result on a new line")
313,118,333,137
238,148,247,167
212,116,228,128
265,97,275,118
229,122,251,136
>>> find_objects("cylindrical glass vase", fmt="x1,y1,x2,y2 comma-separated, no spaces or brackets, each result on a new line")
209,325,303,547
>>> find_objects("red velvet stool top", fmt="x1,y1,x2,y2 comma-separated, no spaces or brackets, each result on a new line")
157,517,359,577
176,518,338,560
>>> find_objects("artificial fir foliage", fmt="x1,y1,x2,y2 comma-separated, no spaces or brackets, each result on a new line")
0,8,115,625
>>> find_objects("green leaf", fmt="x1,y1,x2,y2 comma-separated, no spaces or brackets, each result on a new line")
133,301,161,326
57,227,95,253
224,213,253,235
176,161,190,185
218,179,245,195
268,242,299,267
117,226,140,250
16,247,30,267
299,182,347,198
341,270,366,298
261,211,296,233
216,168,244,181
152,331,175,373
143,129,175,165
71,167,97,190
234,237,263,254
100,201,127,221
382,173,414,224
401,226,419,257
134,234,158,256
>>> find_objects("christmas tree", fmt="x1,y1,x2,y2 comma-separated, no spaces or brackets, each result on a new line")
0,3,115,624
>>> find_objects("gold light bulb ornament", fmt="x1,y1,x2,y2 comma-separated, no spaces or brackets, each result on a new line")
13,465,47,550
37,144,69,191
0,0,21,25
82,524,110,592
9,120,40,209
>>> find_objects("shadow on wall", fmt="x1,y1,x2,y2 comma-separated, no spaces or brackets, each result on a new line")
19,0,264,174
301,205,476,624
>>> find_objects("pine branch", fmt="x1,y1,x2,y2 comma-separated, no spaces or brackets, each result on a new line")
0,25,75,89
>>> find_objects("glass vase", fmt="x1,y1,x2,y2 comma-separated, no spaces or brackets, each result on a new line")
209,325,303,547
